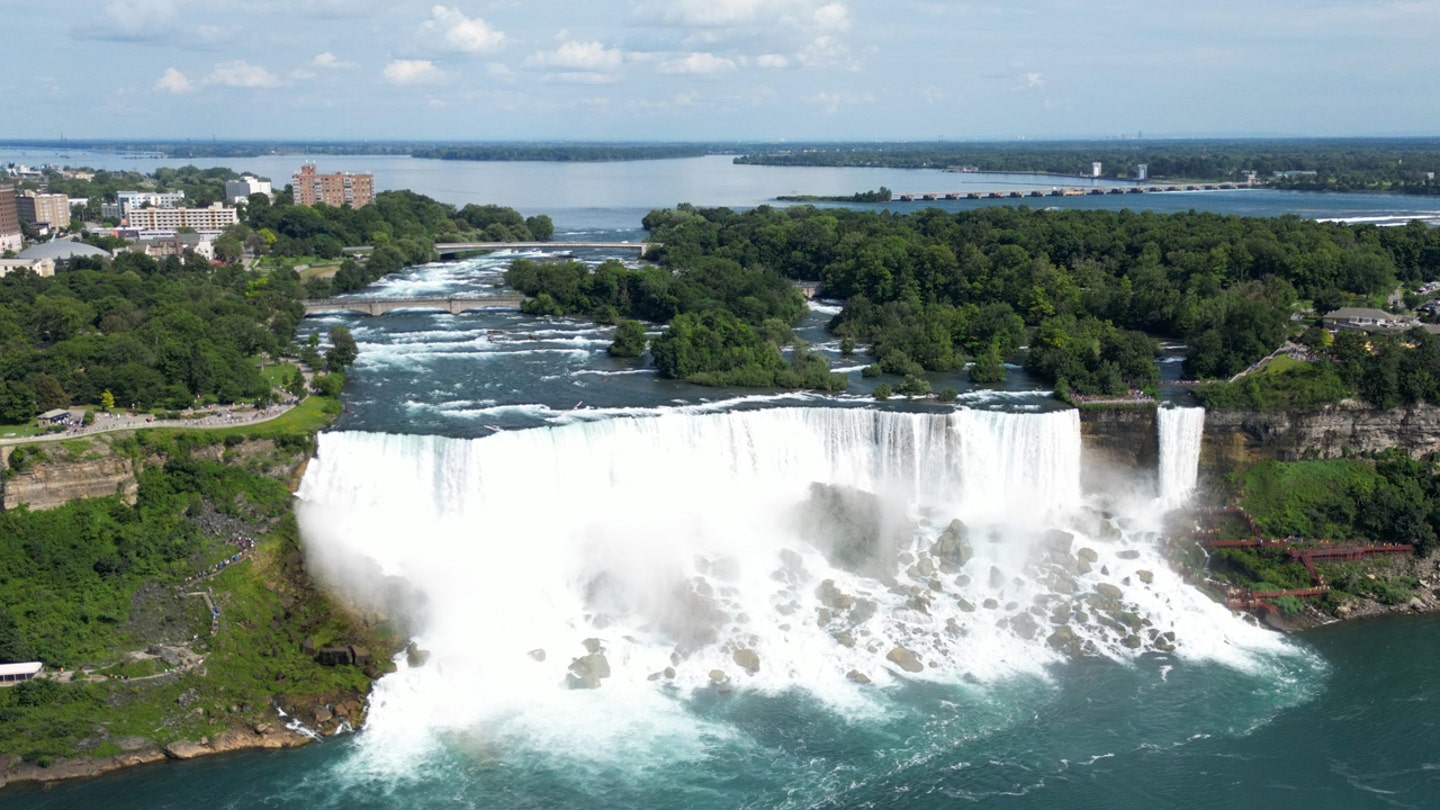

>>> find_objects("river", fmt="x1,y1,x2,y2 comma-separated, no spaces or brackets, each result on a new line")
3,155,1439,809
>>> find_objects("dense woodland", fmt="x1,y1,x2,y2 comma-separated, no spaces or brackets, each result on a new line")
555,204,1440,395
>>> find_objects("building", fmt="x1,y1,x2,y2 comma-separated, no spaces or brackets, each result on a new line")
0,185,20,253
18,240,112,263
122,202,239,231
0,662,43,684
1136,164,1148,181
102,190,187,220
15,191,71,229
0,256,55,277
133,232,217,260
292,164,374,208
1321,307,1414,332
225,174,273,203
1092,162,1103,178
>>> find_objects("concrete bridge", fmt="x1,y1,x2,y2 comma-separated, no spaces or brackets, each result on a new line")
892,183,1245,202
794,281,821,300
303,296,526,317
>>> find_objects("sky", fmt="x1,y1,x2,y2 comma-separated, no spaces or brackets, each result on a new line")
3,0,1438,141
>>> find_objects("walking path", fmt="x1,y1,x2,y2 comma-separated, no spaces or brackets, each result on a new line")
0,363,315,447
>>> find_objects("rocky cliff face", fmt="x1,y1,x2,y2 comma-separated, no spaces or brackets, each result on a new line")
2,456,138,511
1203,402,1440,472
1078,407,1159,492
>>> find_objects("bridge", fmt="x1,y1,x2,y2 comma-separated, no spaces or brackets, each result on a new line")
341,242,659,258
303,296,526,317
890,184,1247,202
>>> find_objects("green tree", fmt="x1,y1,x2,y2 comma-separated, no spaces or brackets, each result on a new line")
608,319,648,358
325,326,359,371
0,381,36,424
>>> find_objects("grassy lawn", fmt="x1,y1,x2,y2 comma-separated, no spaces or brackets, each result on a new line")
1255,354,1307,376
0,421,51,439
255,358,301,387
144,396,342,440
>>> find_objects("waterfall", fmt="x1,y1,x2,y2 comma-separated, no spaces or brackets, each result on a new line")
1157,406,1206,507
295,405,1282,766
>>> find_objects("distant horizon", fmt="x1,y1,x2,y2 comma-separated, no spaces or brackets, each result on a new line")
4,135,1440,148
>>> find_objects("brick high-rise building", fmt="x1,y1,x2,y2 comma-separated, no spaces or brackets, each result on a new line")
16,191,71,229
292,164,374,208
0,185,20,253
122,202,239,230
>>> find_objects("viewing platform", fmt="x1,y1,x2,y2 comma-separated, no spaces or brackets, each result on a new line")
341,242,659,258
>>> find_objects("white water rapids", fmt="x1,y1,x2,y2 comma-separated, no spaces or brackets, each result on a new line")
294,406,1294,767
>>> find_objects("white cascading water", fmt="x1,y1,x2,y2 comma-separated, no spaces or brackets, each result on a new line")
1157,406,1206,507
295,405,1286,768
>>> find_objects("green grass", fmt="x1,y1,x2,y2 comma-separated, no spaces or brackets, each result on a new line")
1254,354,1306,376
140,396,341,441
1237,458,1381,539
255,359,301,387
0,421,52,439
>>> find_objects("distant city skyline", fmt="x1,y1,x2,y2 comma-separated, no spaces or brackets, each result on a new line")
4,1,1437,141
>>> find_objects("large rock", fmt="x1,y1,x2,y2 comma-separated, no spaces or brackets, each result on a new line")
733,649,760,674
566,653,611,689
798,482,909,578
1094,583,1124,603
886,646,924,673
931,519,973,568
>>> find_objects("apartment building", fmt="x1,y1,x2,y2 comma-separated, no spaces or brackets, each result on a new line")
292,164,374,208
0,185,20,253
15,191,71,229
122,202,239,230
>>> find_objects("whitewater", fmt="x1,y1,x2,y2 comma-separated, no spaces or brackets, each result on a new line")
286,404,1319,804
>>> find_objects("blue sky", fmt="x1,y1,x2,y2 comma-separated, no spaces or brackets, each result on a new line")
4,0,1438,140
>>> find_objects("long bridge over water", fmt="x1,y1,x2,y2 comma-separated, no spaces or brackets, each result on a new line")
342,241,658,259
892,183,1249,202
303,281,821,318
303,296,526,317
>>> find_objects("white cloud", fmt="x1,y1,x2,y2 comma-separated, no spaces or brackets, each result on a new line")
153,67,195,94
1024,72,1045,89
641,0,851,32
76,0,182,42
756,53,791,68
526,41,625,71
797,35,855,68
204,60,282,88
422,5,506,53
313,52,358,70
383,59,446,85
659,52,738,75
804,89,873,114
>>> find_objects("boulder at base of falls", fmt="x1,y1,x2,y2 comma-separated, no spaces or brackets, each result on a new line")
1010,612,1040,640
566,653,611,690
886,646,924,673
406,642,431,668
1137,570,1154,585
1044,529,1075,555
931,519,973,568
847,670,872,684
1046,626,1081,656
733,649,761,674
798,482,910,578
1094,583,1124,603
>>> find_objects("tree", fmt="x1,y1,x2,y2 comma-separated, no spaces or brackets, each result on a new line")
311,373,345,398
325,326,359,371
608,319,648,358
0,381,36,424
27,374,68,412
286,368,307,400
101,389,115,412
526,214,555,241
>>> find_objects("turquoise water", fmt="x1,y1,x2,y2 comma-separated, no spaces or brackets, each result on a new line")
4,157,1440,809
14,616,1440,808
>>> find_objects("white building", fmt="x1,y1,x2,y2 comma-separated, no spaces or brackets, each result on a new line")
1092,162,1103,178
102,190,187,220
225,174,273,203
122,202,239,230
0,257,56,277
1136,164,1148,181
